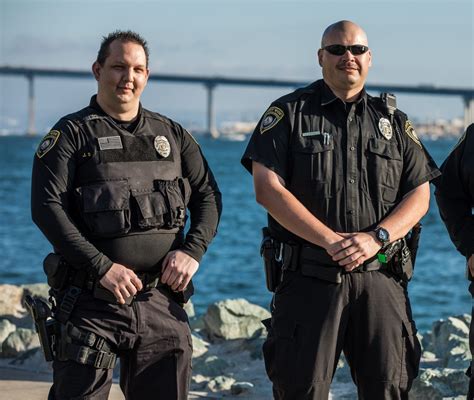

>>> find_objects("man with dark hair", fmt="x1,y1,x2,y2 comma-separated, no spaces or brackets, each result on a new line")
242,20,439,399
435,123,474,399
31,30,222,399
96,30,150,67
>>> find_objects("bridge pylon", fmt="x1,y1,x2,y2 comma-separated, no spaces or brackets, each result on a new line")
464,96,474,129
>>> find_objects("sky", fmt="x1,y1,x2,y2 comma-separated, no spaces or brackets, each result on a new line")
0,0,473,134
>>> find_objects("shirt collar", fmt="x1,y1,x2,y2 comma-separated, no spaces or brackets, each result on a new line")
321,81,368,112
89,95,143,119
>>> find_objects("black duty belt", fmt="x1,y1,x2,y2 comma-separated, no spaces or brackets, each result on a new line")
281,242,384,284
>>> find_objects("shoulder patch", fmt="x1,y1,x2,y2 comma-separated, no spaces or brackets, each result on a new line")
404,120,421,148
36,130,61,158
260,106,284,134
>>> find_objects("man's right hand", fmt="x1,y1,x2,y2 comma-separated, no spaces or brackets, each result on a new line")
99,263,143,304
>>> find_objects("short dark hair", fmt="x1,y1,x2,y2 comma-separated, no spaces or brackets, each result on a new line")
96,30,149,67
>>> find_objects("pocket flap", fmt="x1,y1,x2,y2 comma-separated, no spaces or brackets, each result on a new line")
293,137,334,154
78,180,130,212
368,139,402,160
133,191,167,219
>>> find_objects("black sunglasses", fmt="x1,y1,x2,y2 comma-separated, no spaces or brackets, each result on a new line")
322,44,369,56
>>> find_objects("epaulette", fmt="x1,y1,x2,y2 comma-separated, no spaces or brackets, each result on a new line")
273,81,319,105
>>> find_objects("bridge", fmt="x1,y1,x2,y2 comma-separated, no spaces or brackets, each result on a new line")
1,65,473,137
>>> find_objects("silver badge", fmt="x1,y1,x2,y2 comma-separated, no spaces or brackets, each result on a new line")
378,118,393,140
154,136,171,158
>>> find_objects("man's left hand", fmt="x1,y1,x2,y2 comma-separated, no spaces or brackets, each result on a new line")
327,232,382,272
161,250,199,291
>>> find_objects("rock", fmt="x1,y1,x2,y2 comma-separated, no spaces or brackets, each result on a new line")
431,316,469,356
231,381,254,395
190,315,205,331
2,328,40,358
9,347,52,373
207,375,235,392
334,354,352,384
446,347,471,369
242,336,265,360
192,333,209,358
203,298,270,340
422,351,437,360
0,319,16,346
183,300,195,319
411,368,468,399
193,355,231,377
191,374,209,390
0,284,26,318
21,283,50,304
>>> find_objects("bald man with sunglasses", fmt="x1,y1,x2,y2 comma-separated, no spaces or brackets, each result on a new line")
241,20,440,399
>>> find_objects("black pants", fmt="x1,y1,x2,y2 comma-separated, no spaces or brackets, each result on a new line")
50,286,192,400
263,269,421,400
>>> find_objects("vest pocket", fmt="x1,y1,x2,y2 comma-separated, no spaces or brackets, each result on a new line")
76,179,131,237
133,177,191,230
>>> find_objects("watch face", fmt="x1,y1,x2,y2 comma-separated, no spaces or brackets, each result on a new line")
377,228,389,242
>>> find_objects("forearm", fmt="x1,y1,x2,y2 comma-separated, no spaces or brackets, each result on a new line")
181,183,222,262
253,162,339,248
378,182,430,242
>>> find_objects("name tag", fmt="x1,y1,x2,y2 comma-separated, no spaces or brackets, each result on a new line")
302,131,332,144
98,136,123,150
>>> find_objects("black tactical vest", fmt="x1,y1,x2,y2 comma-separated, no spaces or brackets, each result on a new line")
66,109,191,239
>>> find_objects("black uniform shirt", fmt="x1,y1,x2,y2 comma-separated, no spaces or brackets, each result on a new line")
242,80,440,243
435,124,474,258
32,96,222,277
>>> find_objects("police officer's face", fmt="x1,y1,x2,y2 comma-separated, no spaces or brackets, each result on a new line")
93,40,149,109
318,26,372,95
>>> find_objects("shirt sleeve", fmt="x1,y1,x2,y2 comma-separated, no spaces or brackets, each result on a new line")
175,126,222,262
31,119,113,277
241,102,291,182
435,125,474,258
396,114,441,195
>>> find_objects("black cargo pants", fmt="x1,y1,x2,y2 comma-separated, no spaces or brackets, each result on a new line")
263,268,421,400
49,286,192,400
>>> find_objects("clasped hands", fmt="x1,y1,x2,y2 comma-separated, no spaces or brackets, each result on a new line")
326,232,382,272
99,250,199,304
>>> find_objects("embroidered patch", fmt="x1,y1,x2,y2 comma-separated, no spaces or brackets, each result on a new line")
36,130,61,158
404,120,421,147
260,106,284,134
378,118,393,140
154,136,171,158
98,136,123,150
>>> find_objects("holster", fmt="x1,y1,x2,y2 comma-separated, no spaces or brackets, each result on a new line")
24,295,57,362
390,243,414,282
261,227,300,291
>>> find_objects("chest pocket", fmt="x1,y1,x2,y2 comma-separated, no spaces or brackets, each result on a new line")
365,139,402,203
132,178,191,230
75,177,191,238
290,137,335,199
75,179,131,238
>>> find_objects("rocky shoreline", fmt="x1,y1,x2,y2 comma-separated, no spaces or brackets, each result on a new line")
0,283,470,399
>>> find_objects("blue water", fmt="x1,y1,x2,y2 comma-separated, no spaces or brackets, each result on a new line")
0,135,469,332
